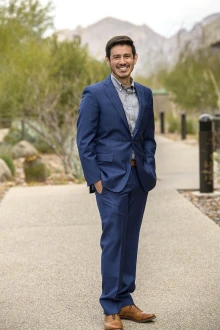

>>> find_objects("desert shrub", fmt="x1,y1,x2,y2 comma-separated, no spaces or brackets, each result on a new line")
4,128,23,145
0,150,15,175
166,113,197,135
72,153,84,183
186,117,197,135
23,155,49,183
4,128,35,145
215,150,220,182
154,112,159,123
33,137,54,154
167,113,180,133
4,127,54,154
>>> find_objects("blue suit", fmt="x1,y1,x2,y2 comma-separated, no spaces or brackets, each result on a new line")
77,74,156,315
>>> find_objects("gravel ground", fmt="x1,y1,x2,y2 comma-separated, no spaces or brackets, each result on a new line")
180,190,220,227
157,132,220,228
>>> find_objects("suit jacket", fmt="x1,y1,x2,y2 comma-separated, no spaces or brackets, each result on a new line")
76,74,156,193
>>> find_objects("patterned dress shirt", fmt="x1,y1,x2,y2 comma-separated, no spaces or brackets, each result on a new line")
111,74,139,159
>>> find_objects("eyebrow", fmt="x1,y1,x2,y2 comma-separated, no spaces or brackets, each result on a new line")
112,53,132,57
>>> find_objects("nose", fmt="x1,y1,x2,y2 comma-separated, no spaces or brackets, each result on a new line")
119,56,126,64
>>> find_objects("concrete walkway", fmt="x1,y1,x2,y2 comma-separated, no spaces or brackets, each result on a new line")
0,135,220,330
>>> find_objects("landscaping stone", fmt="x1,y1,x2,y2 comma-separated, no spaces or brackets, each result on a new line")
12,140,38,159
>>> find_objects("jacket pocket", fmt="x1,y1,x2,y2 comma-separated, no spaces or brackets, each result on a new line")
96,153,113,162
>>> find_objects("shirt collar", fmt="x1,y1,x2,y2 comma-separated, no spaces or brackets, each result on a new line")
111,74,135,92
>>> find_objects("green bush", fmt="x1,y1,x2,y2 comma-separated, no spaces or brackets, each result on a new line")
23,155,49,183
186,117,197,135
4,127,35,144
4,128,23,145
4,127,54,154
167,113,180,133
215,150,220,182
166,113,197,135
72,153,84,183
154,112,159,123
33,137,54,154
0,151,15,176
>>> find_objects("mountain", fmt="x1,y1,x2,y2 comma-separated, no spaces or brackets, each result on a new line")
162,13,220,67
55,14,220,77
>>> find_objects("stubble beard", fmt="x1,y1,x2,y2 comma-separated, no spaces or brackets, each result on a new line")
115,66,131,79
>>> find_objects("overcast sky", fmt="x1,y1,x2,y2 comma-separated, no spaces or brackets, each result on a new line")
44,0,220,38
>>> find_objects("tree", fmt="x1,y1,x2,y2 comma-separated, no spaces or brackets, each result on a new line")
0,0,54,124
159,48,220,112
0,0,54,38
0,0,110,179
23,37,109,177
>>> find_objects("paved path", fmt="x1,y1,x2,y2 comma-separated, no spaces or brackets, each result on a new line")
0,135,220,330
156,135,200,190
156,134,219,190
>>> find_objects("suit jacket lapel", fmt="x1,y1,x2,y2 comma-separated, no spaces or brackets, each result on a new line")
103,76,130,131
133,83,144,137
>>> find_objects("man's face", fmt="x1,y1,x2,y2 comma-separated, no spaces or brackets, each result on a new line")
105,44,138,82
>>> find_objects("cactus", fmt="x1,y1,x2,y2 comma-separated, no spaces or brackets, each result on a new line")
0,152,15,176
23,155,48,183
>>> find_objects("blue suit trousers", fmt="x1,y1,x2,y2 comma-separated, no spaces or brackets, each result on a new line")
95,167,148,315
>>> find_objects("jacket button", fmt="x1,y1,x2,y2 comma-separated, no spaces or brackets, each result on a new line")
128,159,131,162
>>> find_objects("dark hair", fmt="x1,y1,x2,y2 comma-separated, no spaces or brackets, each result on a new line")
105,36,136,59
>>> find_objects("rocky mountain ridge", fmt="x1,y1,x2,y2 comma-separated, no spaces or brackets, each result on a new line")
56,14,220,77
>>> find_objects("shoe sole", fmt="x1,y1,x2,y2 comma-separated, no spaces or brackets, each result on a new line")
120,316,156,323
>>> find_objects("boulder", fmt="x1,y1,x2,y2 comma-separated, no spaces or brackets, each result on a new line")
0,159,12,182
12,140,38,159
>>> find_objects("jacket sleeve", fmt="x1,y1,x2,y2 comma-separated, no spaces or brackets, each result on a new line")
143,91,156,171
76,87,101,186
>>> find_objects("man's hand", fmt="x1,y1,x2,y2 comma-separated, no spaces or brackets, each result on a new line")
94,180,103,194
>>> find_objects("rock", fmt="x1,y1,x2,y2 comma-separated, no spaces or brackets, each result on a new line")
0,159,12,182
12,140,38,159
0,128,9,143
181,190,220,227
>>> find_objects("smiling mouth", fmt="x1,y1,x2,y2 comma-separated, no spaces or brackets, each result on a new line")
118,66,128,72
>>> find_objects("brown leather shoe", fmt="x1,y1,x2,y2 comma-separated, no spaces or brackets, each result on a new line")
119,304,156,323
104,314,123,330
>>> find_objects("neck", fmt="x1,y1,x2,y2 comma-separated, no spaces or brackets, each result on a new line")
112,74,131,87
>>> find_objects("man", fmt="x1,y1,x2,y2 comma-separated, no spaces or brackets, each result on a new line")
77,36,156,330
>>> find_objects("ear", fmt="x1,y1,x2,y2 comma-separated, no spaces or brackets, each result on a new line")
105,56,110,66
134,53,138,65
